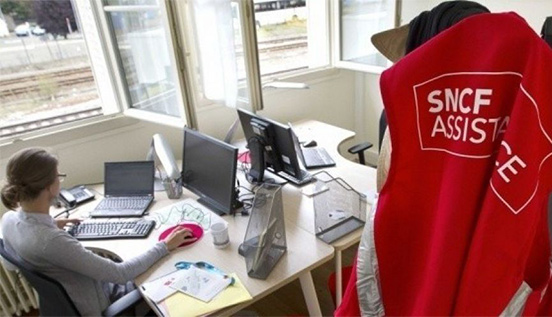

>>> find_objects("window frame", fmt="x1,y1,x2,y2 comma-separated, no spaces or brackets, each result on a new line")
332,0,399,74
253,0,332,83
97,0,193,129
0,0,339,145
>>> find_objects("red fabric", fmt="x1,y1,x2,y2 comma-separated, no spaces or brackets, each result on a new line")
338,12,552,316
334,258,361,317
328,265,354,306
536,275,552,316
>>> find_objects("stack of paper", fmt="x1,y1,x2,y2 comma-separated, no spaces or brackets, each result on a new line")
140,265,252,317
169,266,232,302
164,273,252,317
140,270,181,303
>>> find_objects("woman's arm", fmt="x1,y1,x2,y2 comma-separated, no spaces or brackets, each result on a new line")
44,233,169,284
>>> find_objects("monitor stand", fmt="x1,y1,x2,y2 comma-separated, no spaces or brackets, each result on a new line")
153,171,166,192
266,168,313,186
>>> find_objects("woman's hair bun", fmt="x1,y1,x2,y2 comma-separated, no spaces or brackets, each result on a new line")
1,183,20,210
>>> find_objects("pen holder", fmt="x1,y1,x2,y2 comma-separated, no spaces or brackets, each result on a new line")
163,178,182,199
241,183,286,280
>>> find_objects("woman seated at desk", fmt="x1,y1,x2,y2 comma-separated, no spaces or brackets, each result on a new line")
0,148,194,316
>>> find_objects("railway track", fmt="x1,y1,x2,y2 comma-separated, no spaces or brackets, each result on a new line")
0,36,308,138
0,67,94,99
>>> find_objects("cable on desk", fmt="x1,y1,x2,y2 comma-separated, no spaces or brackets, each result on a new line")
148,203,211,230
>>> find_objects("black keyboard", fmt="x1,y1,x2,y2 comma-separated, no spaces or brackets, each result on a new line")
68,220,155,240
95,197,152,210
302,148,336,169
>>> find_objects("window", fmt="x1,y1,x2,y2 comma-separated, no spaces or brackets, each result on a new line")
0,0,335,140
253,0,329,79
334,0,397,72
0,0,102,138
176,0,262,112
0,0,192,140
101,0,190,127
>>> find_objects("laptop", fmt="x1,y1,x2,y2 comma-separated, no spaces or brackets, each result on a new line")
90,161,155,218
288,124,336,169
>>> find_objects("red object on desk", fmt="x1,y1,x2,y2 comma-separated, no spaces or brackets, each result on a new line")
238,151,250,163
158,224,203,248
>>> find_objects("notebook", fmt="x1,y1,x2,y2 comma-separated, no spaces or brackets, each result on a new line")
288,123,336,169
90,161,155,218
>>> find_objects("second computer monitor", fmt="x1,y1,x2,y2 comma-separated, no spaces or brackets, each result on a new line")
181,128,239,215
237,109,304,182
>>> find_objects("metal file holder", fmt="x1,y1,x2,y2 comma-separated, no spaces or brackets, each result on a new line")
313,171,367,244
241,183,287,280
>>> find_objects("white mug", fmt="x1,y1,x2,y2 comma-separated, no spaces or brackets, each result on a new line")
210,222,229,249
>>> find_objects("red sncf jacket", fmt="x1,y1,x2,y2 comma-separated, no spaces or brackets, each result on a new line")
337,12,552,316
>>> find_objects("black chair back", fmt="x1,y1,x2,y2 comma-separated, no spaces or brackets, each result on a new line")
379,110,388,153
542,17,552,48
0,238,81,316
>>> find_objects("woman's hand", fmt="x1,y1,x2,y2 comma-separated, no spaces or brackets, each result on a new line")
56,218,82,229
163,227,197,251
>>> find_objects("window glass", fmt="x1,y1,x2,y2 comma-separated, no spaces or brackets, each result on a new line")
107,9,181,117
184,0,254,110
0,1,101,138
253,0,329,79
340,0,394,68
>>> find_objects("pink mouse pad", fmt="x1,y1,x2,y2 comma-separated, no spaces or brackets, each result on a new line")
158,223,203,248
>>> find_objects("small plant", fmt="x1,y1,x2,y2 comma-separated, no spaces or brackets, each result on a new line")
37,74,59,101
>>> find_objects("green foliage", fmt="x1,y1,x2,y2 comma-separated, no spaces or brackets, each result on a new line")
0,0,32,20
34,0,76,38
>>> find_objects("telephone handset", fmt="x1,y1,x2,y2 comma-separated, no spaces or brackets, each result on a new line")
59,189,77,208
58,185,95,208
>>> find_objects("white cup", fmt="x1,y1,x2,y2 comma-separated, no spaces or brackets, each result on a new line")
211,222,229,249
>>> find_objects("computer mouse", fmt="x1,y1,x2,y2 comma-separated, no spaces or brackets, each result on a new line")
303,140,317,148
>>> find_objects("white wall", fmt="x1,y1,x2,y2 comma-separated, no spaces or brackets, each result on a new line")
0,69,356,213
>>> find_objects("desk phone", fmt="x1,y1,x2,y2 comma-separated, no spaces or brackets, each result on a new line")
59,185,95,208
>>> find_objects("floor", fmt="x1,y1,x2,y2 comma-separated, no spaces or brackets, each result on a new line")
242,243,358,316
21,243,359,317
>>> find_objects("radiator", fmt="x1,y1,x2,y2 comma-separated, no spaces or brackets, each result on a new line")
0,262,38,316
0,248,117,316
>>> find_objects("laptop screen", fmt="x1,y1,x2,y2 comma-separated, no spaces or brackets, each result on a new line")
104,161,154,197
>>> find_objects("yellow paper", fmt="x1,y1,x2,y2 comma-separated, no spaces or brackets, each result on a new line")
164,274,252,317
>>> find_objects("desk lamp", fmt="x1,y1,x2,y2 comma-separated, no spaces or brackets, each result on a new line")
223,81,310,144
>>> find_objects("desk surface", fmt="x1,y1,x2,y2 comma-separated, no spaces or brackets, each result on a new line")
75,185,334,315
49,120,376,315
283,120,377,250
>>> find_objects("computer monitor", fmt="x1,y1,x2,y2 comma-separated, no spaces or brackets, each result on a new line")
237,109,310,185
181,128,239,215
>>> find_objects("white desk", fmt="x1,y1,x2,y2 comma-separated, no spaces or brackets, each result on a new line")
275,120,377,305
55,120,375,315
233,120,377,306
74,178,335,316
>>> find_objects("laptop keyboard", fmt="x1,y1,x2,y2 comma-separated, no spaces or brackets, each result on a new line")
302,148,335,167
95,197,152,210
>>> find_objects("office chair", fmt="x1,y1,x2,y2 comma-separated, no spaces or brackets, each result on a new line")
0,239,143,317
347,110,387,165
542,17,552,48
